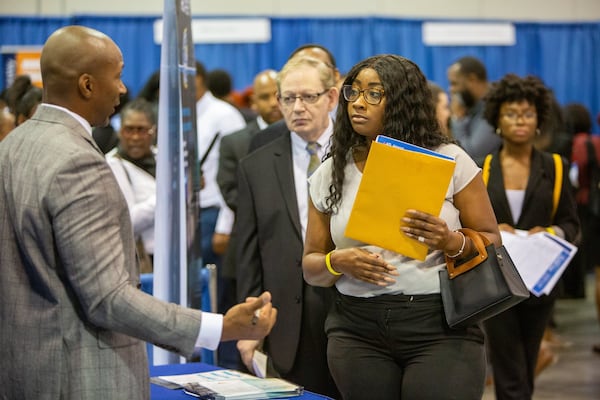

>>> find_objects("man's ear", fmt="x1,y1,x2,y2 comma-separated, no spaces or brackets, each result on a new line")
79,74,93,98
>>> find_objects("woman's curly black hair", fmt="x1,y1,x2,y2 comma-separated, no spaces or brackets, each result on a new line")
325,54,452,213
483,73,551,130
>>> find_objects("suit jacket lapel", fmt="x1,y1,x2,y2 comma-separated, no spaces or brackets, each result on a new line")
487,152,515,225
272,133,303,240
520,149,545,224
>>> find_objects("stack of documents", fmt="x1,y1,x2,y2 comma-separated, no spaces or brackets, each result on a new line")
155,369,303,400
500,230,577,297
345,135,456,260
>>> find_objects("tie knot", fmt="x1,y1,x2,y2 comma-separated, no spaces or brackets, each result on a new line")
306,141,320,155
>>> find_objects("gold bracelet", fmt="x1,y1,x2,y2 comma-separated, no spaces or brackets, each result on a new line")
445,230,466,259
325,251,343,276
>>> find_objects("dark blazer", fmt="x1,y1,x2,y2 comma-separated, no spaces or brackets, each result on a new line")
217,119,260,211
236,131,333,377
248,119,288,153
485,148,579,243
0,105,202,400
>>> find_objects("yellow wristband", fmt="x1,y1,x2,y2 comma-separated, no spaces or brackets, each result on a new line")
325,251,343,276
545,227,556,235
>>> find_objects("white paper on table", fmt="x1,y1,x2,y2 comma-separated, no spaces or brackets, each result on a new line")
500,231,577,297
252,349,268,379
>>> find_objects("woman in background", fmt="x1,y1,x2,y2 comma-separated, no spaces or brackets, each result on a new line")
481,74,579,400
106,98,157,272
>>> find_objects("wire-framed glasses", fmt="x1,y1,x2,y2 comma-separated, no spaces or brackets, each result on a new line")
278,90,328,107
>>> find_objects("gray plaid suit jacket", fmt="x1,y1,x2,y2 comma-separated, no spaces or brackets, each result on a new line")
0,105,203,400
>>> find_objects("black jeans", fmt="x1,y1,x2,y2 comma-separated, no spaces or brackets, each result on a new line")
326,292,485,400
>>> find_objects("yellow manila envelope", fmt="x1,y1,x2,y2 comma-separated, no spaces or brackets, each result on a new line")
345,137,456,260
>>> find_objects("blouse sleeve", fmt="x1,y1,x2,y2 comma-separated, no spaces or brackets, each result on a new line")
308,157,334,213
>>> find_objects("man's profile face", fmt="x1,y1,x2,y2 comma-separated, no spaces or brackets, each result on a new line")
91,42,127,127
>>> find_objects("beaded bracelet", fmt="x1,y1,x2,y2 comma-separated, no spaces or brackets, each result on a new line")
325,251,343,276
445,230,466,259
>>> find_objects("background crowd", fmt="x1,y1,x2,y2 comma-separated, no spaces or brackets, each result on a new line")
1,26,599,400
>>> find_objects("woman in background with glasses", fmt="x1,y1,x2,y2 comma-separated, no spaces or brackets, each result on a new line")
106,98,157,272
481,74,579,400
302,54,500,399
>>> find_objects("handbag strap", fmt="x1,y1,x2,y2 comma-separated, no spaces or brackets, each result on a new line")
445,228,490,279
551,154,562,220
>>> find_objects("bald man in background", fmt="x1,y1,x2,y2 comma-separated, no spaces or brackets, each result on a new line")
0,25,276,400
214,69,283,368
217,69,283,212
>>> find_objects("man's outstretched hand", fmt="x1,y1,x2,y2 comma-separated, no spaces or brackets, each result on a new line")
221,292,277,342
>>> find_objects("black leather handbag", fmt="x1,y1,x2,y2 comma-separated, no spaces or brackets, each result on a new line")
439,228,529,329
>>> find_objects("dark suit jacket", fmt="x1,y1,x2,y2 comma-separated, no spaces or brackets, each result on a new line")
217,119,260,211
486,148,579,242
248,119,288,153
0,105,202,400
236,131,333,376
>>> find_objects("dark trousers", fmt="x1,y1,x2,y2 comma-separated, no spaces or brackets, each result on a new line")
277,286,339,399
483,295,555,400
326,292,486,400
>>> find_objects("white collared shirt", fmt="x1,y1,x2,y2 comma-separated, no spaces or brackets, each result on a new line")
196,92,246,209
42,103,93,136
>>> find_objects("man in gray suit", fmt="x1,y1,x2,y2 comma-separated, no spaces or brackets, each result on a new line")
0,25,276,400
235,56,339,398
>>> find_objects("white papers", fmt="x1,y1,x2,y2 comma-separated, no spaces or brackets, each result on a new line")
252,350,268,379
158,369,303,399
501,230,577,297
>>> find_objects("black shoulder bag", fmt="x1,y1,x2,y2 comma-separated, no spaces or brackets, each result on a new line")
439,228,530,329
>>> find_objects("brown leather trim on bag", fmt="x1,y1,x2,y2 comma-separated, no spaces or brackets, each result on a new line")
445,228,490,279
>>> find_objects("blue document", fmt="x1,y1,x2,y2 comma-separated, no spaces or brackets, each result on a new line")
375,135,455,161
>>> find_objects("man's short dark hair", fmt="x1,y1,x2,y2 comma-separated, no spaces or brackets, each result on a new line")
207,69,232,99
456,56,487,81
195,61,207,80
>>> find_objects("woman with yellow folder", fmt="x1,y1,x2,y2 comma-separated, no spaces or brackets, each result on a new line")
302,54,500,400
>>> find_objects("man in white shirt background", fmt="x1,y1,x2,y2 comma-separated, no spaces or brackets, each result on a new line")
194,61,247,357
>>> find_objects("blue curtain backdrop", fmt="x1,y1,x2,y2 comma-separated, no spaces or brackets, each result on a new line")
1,16,599,131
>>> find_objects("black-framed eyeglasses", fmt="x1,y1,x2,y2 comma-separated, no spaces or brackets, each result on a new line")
121,125,155,136
278,90,328,107
501,111,537,122
342,85,385,105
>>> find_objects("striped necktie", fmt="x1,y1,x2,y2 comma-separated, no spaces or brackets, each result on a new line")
306,141,321,177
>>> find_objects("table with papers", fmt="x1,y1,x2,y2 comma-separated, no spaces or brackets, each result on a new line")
150,362,332,400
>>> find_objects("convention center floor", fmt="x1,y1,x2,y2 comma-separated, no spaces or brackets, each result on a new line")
483,273,600,399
